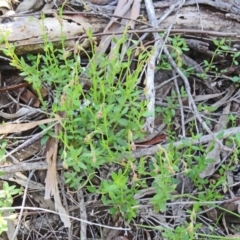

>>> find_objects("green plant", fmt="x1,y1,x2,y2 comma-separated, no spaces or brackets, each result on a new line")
57,35,149,191
0,139,21,234
0,182,22,234
88,168,138,222
200,38,240,79
157,34,189,70
149,146,179,212
2,14,240,238
197,103,217,113
0,18,151,222
156,96,179,139
0,139,7,161
227,114,237,127
203,38,227,73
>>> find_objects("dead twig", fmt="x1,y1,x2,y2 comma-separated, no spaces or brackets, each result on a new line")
173,70,186,137
133,126,239,158
58,173,72,240
12,170,35,240
143,0,159,133
0,121,60,162
162,41,232,152
77,189,88,240
0,206,131,230
2,125,240,173
0,161,62,173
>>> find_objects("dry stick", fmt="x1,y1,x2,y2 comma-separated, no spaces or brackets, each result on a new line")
5,150,20,164
157,0,186,25
85,28,237,39
173,70,186,137
162,44,233,152
77,189,87,240
44,120,71,228
0,161,63,173
153,0,238,12
2,126,240,174
142,0,186,133
0,206,131,230
166,196,240,206
12,170,35,240
58,174,72,240
16,29,237,49
156,0,186,45
0,121,60,162
132,126,240,158
143,0,159,133
138,0,182,44
103,0,132,31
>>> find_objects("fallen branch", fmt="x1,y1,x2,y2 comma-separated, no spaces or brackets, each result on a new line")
78,189,88,240
1,126,240,173
133,126,239,158
0,161,63,173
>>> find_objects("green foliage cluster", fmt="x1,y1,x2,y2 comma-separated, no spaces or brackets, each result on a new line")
0,182,22,234
1,23,150,223
1,17,240,238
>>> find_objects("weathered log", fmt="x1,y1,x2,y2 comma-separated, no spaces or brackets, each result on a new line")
0,13,108,55
0,3,239,55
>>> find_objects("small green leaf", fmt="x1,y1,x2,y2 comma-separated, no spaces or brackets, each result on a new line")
142,111,153,117
87,186,97,193
105,185,118,192
101,195,108,205
78,161,87,170
212,38,219,46
232,76,240,82
216,130,224,139
220,45,229,51
118,118,128,126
